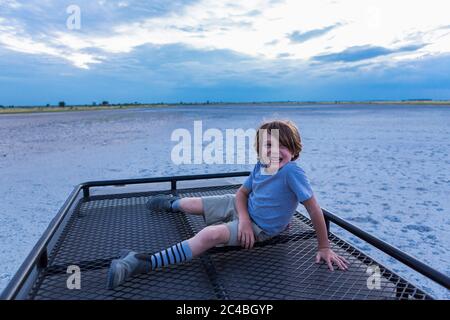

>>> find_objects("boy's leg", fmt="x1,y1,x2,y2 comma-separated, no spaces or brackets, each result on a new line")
146,195,204,215
175,197,204,215
147,194,234,220
187,224,230,256
106,225,230,289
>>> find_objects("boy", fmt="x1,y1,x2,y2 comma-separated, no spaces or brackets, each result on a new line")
107,120,348,289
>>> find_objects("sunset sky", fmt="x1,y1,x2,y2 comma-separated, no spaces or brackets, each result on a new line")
1,0,450,105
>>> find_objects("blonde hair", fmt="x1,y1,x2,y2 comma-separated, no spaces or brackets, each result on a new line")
254,119,302,161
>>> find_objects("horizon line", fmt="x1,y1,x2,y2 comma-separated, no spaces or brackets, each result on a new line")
2,98,450,108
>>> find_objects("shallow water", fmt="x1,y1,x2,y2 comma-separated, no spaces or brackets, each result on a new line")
0,104,449,298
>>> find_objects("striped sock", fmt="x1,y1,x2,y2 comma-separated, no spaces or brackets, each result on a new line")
135,240,193,272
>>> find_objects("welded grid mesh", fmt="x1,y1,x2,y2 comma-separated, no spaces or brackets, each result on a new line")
28,184,429,300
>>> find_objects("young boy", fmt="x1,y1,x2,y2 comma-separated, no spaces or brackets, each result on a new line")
107,120,348,289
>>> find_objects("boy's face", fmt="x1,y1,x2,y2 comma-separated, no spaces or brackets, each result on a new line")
263,133,293,169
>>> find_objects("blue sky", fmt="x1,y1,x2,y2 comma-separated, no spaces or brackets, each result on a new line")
1,0,450,106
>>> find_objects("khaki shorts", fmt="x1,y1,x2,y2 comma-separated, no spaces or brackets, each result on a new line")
201,194,273,246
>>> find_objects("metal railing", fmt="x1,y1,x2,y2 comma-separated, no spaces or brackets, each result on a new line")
322,209,450,290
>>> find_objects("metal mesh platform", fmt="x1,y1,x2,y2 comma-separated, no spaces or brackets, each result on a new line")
27,185,429,300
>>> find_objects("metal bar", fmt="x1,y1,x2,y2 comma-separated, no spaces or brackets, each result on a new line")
82,186,90,199
324,215,330,235
321,208,450,290
80,171,251,188
37,250,48,269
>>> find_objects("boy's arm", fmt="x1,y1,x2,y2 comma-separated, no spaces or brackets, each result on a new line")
235,186,255,249
302,195,330,248
302,195,349,271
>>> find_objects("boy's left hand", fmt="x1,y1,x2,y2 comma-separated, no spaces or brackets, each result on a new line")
315,248,349,271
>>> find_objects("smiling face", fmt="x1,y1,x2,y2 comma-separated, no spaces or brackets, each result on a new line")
263,133,293,169
254,120,302,170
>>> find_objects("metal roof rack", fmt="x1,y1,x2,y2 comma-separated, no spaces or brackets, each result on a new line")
2,172,449,300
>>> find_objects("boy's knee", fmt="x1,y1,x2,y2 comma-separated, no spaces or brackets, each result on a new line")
200,225,230,244
180,197,203,213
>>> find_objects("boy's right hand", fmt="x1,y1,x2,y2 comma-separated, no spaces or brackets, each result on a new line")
238,218,255,249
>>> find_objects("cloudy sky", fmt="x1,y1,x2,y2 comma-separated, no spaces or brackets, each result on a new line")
1,0,450,105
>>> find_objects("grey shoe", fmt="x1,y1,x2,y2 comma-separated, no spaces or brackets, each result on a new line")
146,194,181,212
106,250,150,289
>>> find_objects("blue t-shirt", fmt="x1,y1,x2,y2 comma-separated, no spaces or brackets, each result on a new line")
242,161,313,236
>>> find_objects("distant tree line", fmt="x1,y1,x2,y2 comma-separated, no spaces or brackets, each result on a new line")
52,101,144,107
